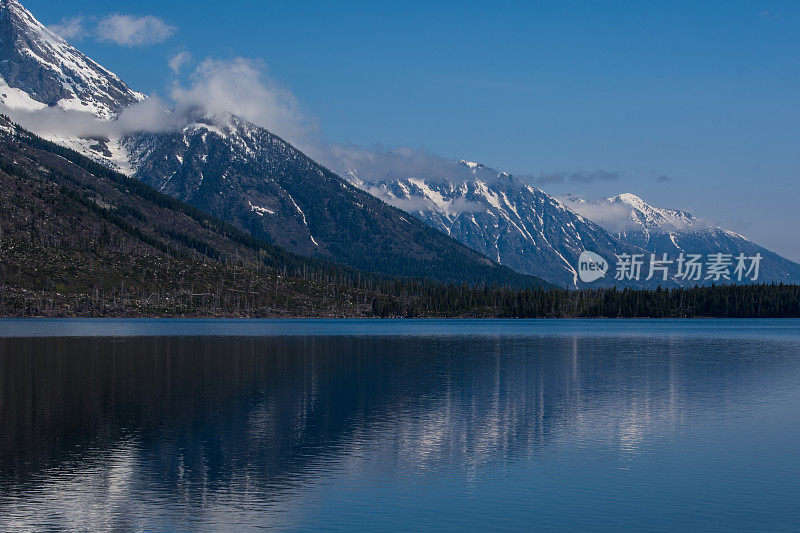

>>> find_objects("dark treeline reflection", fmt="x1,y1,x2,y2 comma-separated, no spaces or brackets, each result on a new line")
0,334,798,528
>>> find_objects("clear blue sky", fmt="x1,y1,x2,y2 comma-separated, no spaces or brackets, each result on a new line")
26,0,800,261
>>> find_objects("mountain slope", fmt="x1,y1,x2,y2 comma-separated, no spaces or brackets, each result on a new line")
563,193,800,284
0,0,144,118
347,161,653,288
123,119,544,286
0,116,407,316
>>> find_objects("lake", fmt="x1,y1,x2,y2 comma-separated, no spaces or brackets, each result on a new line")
1,319,799,531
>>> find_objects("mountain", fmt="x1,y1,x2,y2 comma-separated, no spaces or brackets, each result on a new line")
0,116,560,319
122,119,542,286
0,115,397,317
346,162,800,287
2,117,798,319
0,0,544,288
562,193,800,285
0,0,144,118
346,161,654,288
2,0,797,289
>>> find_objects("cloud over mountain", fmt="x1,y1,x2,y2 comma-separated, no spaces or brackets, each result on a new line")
168,51,191,74
170,57,316,143
534,170,621,185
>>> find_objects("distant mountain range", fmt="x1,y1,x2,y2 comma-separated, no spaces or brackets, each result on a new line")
347,161,800,287
562,193,800,285
346,161,645,287
1,0,798,288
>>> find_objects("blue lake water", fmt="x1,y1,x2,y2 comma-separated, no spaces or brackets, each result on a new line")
0,319,799,531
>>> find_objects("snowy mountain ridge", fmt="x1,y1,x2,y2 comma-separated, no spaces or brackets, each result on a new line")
561,192,800,284
0,0,145,119
346,161,651,287
561,192,748,245
347,161,800,286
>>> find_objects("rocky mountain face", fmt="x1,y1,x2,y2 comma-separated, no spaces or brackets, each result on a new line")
347,162,800,287
121,119,543,286
347,161,656,288
0,0,144,118
563,193,800,285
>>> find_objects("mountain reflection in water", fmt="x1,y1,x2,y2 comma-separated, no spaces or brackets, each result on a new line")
1,329,799,531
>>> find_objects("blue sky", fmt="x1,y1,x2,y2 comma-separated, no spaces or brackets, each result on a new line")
26,0,800,261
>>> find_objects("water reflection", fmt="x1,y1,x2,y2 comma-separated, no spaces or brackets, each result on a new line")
1,333,799,530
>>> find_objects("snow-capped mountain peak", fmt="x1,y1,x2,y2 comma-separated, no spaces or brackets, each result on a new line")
606,193,696,233
562,193,698,235
0,0,145,119
346,161,646,287
561,192,800,283
609,192,648,209
459,160,485,171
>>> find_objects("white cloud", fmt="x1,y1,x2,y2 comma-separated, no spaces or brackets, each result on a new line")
308,142,511,187
0,97,180,140
534,170,621,185
49,16,88,41
0,56,315,145
97,15,176,47
168,51,191,75
170,58,316,144
560,198,640,234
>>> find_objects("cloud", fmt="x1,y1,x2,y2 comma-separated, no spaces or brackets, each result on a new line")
97,15,176,46
561,198,639,233
0,98,180,140
533,172,567,184
170,58,316,144
315,144,475,182
0,56,315,146
168,51,191,75
562,194,711,234
533,170,621,185
362,184,484,216
49,16,88,41
569,170,621,183
759,10,782,21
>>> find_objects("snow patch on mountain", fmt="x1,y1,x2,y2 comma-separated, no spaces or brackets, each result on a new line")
0,77,46,111
248,200,275,216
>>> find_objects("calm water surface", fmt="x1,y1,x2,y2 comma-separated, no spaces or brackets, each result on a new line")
0,319,799,531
